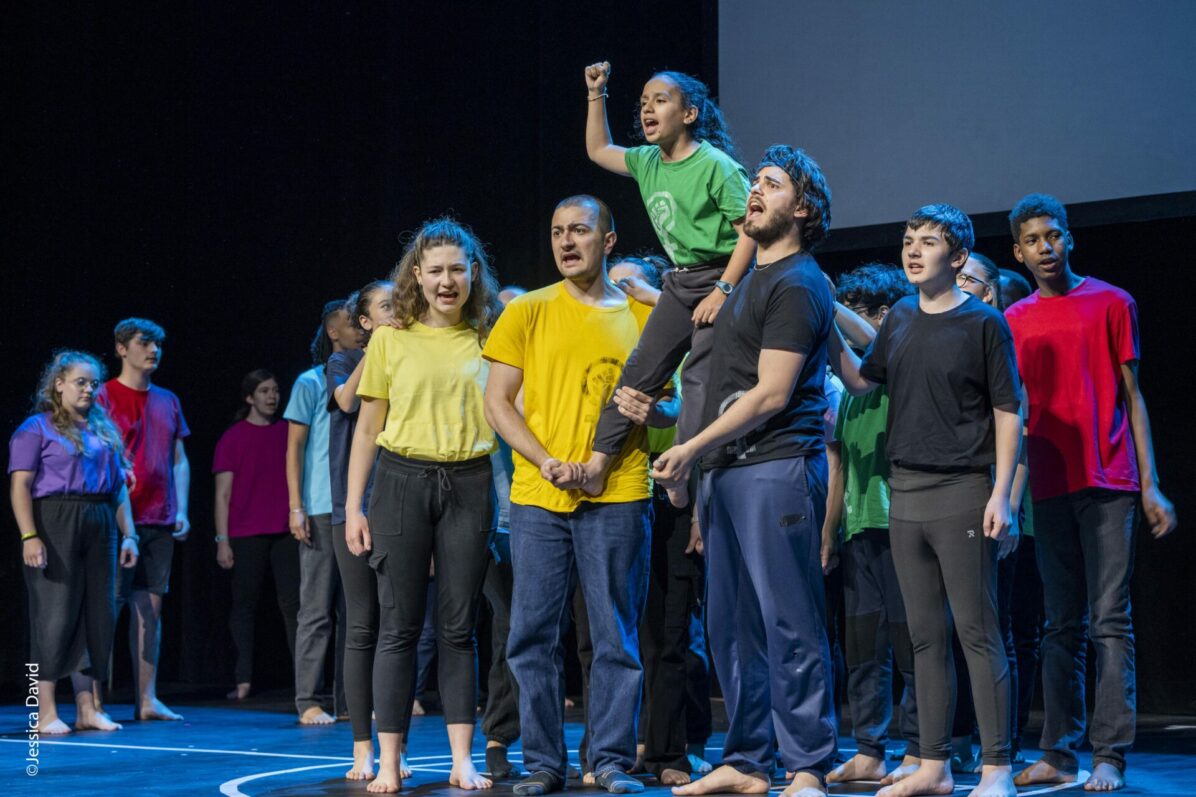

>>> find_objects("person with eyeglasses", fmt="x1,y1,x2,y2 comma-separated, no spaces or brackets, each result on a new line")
956,252,1003,309
9,350,139,735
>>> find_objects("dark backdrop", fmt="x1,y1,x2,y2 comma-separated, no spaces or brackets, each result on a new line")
5,3,1193,714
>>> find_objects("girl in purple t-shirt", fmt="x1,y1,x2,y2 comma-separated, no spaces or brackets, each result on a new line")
8,350,139,735
212,369,296,701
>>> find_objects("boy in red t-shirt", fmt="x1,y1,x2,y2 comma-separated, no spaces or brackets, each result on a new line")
1004,195,1176,793
97,317,191,723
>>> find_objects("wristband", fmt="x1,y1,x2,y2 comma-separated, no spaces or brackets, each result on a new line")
21,531,38,542
214,534,229,543
121,534,139,544
290,508,306,514
587,92,607,102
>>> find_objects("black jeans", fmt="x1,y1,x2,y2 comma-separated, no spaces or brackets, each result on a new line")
482,531,520,745
841,530,919,760
229,532,300,684
333,521,380,742
26,495,118,683
368,451,494,733
639,489,706,776
1010,535,1044,752
1034,489,1137,773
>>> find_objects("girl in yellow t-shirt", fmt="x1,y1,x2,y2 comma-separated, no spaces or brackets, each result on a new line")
345,217,501,794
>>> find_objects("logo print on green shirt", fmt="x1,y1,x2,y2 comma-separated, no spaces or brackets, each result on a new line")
646,191,680,262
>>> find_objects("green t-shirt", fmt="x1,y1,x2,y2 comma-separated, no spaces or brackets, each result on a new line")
624,140,750,266
834,387,892,540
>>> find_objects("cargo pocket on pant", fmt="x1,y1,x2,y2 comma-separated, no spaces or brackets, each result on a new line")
368,550,395,608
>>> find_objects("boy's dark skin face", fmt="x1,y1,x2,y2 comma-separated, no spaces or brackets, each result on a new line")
1012,215,1079,296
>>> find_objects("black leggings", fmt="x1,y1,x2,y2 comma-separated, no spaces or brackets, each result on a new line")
888,467,1011,766
368,451,494,733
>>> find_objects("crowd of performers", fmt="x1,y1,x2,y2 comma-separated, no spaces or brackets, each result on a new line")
11,63,1177,797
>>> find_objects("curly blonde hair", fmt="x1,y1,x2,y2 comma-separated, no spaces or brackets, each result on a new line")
33,350,130,469
391,217,502,342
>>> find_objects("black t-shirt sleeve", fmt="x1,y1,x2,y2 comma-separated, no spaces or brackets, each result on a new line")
325,352,358,413
985,314,1022,408
761,277,819,354
858,311,891,384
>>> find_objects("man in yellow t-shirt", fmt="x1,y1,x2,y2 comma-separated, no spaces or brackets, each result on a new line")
483,195,660,796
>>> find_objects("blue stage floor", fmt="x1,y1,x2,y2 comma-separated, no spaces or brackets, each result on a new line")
1,697,1192,796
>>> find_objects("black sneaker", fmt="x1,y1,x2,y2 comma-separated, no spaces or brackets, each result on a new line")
514,770,565,796
595,770,645,794
487,745,521,779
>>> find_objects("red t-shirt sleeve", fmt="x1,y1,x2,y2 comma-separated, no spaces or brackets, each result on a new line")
1111,294,1140,366
212,423,241,474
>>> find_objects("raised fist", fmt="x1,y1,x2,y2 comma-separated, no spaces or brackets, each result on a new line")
585,61,611,94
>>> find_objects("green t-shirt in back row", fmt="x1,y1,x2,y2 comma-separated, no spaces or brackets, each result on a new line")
834,387,892,540
624,140,750,267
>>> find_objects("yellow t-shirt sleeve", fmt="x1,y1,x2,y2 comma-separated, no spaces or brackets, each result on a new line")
481,300,528,369
357,327,392,400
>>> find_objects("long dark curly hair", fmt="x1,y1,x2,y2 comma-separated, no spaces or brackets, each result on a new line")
633,71,740,163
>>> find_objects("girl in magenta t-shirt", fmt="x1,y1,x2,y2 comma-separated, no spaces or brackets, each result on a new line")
212,369,297,701
9,350,139,735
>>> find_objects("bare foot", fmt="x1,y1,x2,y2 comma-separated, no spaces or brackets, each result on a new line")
827,753,886,783
1084,763,1125,792
138,698,183,721
227,683,250,701
1013,759,1077,787
400,751,412,779
368,762,401,794
564,697,575,710
583,772,596,786
411,699,426,716
76,709,122,731
347,740,376,781
876,761,953,797
665,482,689,509
38,717,72,735
781,771,826,797
969,765,1016,797
660,769,691,786
671,765,770,796
450,759,493,790
879,756,922,785
687,754,713,774
299,706,336,725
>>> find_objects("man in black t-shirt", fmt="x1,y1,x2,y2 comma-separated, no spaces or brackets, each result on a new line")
653,145,837,797
828,205,1022,797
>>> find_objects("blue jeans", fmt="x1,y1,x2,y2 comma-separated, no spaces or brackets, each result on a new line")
1034,489,1137,773
700,454,838,777
507,500,651,778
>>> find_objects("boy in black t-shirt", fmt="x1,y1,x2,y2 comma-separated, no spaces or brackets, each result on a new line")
828,205,1022,797
652,145,836,797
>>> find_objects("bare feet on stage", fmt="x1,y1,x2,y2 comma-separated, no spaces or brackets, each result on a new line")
449,759,493,790
38,716,73,735
780,771,826,797
686,744,713,774
227,682,250,701
671,765,770,796
299,706,336,725
967,765,1016,797
411,699,426,716
401,750,412,779
876,759,954,796
879,755,922,785
369,764,401,794
827,753,887,783
75,690,122,731
1083,763,1126,792
138,696,183,721
1013,759,1076,787
346,740,376,781
659,769,691,786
